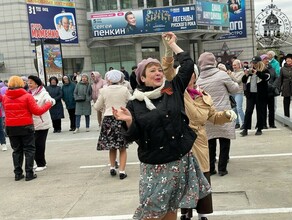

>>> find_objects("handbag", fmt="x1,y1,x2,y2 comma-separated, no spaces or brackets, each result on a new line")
75,95,86,102
273,87,280,96
229,95,237,108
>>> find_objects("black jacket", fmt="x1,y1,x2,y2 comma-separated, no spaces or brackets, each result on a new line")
124,52,196,164
266,64,279,97
242,68,270,99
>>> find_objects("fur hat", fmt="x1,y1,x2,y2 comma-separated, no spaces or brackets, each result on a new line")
285,54,292,60
8,76,25,88
135,58,161,85
105,70,122,83
28,75,43,86
198,52,217,71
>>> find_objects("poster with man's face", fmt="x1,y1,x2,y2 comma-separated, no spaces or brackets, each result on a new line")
27,0,78,44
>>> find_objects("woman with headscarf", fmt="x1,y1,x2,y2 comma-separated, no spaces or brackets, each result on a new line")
3,76,52,181
28,75,56,172
94,70,131,179
90,71,106,128
196,52,239,177
162,48,236,220
113,32,211,220
73,73,92,133
62,75,76,131
46,76,64,133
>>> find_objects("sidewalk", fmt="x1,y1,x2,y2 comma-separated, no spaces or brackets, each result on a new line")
0,99,291,220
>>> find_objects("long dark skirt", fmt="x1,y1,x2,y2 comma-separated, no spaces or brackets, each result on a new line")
96,116,128,150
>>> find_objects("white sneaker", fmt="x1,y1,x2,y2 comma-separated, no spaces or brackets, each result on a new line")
1,144,7,151
86,128,90,132
33,164,37,169
73,128,79,134
35,166,47,172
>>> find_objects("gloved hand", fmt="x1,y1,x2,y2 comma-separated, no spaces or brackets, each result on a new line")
225,110,237,121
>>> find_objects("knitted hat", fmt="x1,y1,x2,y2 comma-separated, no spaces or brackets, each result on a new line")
285,54,292,60
217,63,227,72
198,52,217,70
21,76,28,82
135,58,161,85
28,75,43,86
105,70,122,83
260,54,269,61
8,76,25,88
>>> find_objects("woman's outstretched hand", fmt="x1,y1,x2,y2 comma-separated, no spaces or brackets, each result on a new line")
162,32,183,55
112,106,133,127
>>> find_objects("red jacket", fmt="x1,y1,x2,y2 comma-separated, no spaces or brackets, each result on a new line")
3,88,52,127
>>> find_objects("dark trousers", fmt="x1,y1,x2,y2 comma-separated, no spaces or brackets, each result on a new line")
52,119,61,131
67,108,76,129
181,172,213,216
263,95,275,127
209,138,230,172
34,129,49,167
283,96,291,117
243,93,266,130
9,134,35,176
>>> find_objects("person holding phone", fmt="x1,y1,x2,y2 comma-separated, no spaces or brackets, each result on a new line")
240,56,270,136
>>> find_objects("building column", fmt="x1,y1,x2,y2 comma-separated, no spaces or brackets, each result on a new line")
197,40,204,55
189,42,194,60
135,43,143,64
89,0,93,12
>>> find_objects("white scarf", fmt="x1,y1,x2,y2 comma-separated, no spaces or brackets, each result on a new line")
130,81,165,110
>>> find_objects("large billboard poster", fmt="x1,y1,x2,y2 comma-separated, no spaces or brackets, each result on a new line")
91,5,197,38
26,0,78,44
43,44,63,83
219,0,247,40
196,0,229,27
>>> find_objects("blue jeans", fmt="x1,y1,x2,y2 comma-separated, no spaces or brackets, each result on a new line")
233,93,245,125
75,115,90,128
0,117,6,144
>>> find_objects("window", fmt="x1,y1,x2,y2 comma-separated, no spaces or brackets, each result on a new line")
172,0,190,5
121,0,132,9
93,0,117,11
138,0,157,8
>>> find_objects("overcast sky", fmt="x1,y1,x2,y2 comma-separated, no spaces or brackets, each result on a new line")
254,0,292,21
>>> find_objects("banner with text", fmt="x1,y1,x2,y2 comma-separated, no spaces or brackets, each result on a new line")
196,0,229,27
26,0,78,44
91,5,197,38
219,0,247,40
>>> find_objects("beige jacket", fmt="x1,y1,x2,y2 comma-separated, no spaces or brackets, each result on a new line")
94,84,131,116
162,57,231,172
229,69,245,93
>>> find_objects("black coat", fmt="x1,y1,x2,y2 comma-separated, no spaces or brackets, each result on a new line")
279,64,292,97
266,64,279,97
46,85,65,120
242,68,270,99
124,52,196,164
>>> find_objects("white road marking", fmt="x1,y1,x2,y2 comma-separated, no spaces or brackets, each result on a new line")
80,153,292,169
39,207,292,219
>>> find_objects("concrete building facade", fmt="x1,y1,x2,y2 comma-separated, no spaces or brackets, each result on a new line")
0,0,257,79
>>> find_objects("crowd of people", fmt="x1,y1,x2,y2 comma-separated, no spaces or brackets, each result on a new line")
0,32,291,220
